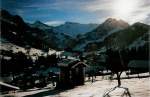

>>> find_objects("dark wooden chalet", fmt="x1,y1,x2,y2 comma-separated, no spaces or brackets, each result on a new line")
57,59,88,89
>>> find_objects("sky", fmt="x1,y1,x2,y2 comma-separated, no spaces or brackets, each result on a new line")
1,0,150,26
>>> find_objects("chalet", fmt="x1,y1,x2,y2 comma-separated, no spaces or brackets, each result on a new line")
57,59,88,89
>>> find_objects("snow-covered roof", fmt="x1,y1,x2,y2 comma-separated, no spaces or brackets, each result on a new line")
58,59,88,68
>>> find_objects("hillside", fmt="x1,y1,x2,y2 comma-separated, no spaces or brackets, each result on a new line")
104,22,150,49
76,21,149,52
0,10,76,50
0,10,59,50
73,18,129,51
84,18,129,41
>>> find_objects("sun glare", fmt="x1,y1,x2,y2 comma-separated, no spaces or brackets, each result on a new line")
113,0,139,20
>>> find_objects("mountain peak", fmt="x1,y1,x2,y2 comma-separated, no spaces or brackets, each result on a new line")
105,18,117,23
102,18,129,29
29,20,52,30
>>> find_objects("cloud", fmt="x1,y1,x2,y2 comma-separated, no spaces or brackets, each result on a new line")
82,0,114,12
78,0,150,24
3,0,150,24
143,14,150,25
45,20,65,26
23,0,109,12
24,0,83,11
126,0,150,24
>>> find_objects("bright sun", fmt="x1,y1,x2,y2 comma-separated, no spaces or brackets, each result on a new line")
113,0,138,20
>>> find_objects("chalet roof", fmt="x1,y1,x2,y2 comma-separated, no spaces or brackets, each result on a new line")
58,59,88,68
71,61,88,68
128,60,149,69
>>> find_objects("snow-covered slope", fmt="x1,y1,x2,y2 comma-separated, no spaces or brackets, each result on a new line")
1,42,48,56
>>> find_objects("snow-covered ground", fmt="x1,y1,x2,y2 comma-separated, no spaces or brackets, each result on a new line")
0,42,64,60
1,73,150,97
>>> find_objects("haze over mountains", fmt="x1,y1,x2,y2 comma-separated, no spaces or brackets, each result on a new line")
53,22,98,37
1,10,150,52
29,21,99,37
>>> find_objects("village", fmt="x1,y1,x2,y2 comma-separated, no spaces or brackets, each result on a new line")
0,43,149,97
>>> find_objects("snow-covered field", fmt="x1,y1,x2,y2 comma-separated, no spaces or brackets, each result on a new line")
1,73,150,97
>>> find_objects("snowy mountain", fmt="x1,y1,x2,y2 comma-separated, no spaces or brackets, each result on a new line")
29,21,98,37
1,10,149,52
73,19,150,52
84,18,129,41
53,22,99,37
73,18,129,51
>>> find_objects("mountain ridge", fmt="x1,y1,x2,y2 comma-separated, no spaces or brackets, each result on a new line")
1,10,149,53
53,22,99,37
83,22,149,52
28,21,53,30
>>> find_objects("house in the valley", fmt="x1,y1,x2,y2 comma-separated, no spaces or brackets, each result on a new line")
57,59,88,89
